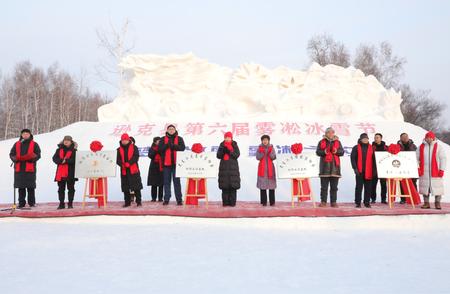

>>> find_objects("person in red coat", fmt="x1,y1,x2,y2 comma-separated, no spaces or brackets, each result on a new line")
9,129,41,208
52,136,77,209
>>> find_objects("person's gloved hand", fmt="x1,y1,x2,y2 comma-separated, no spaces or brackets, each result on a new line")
438,170,445,177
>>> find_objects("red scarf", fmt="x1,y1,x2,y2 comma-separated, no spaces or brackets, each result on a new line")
320,138,340,167
357,144,373,180
15,140,35,173
223,141,233,161
152,145,163,172
164,136,179,166
119,144,139,176
258,145,274,178
55,148,73,181
419,142,439,177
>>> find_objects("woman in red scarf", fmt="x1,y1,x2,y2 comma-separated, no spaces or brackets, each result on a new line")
147,136,164,202
52,136,77,209
217,132,241,207
256,135,276,206
9,129,41,208
417,131,446,209
116,133,143,207
350,133,375,208
315,127,344,207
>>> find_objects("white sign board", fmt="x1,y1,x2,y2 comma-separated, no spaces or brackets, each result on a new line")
276,153,320,179
375,151,419,179
75,150,117,178
176,152,218,178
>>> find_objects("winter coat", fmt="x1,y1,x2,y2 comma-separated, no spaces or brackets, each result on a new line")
147,144,163,186
372,141,388,177
216,141,241,190
256,144,277,190
52,142,78,182
9,135,41,189
398,139,417,151
416,140,447,196
315,136,344,177
350,141,376,179
158,132,186,167
116,142,143,193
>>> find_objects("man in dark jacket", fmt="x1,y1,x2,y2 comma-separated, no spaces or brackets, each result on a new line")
147,136,164,202
116,133,143,207
371,133,388,204
398,133,418,204
217,132,241,207
158,124,186,205
52,136,77,209
351,133,375,208
315,127,344,207
9,129,41,208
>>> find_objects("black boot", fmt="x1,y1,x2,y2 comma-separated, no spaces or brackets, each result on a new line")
67,202,73,209
57,203,65,209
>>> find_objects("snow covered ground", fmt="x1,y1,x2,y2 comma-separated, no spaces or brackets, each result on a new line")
1,215,450,294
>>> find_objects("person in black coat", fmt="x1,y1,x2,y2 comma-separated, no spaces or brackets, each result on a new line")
52,136,77,209
9,129,41,208
216,132,241,207
116,133,143,207
315,127,344,207
147,136,164,202
158,124,186,205
398,133,418,203
371,133,388,204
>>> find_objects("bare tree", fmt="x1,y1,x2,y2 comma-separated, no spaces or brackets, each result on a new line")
353,41,406,89
95,18,135,88
400,84,446,131
306,33,350,67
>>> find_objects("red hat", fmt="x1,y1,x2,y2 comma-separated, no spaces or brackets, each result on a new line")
90,140,103,152
224,131,233,139
121,133,130,141
425,131,436,140
191,143,203,154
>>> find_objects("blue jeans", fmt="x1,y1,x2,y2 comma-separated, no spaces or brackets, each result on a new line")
163,166,182,202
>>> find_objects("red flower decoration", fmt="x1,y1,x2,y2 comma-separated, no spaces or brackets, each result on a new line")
191,143,204,154
388,144,401,155
291,143,303,155
90,140,103,152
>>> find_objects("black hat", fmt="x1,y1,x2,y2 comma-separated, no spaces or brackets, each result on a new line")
166,124,176,130
21,129,32,134
359,133,369,140
260,134,270,141
152,136,161,143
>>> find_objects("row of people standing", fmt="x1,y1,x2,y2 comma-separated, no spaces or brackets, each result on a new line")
8,126,446,210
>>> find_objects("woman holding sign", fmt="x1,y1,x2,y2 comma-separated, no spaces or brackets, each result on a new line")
315,127,344,208
217,132,241,207
256,135,277,206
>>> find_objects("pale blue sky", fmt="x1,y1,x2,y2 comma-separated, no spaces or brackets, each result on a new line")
1,0,449,117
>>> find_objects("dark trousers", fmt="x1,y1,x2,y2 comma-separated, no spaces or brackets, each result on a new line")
320,177,339,203
371,176,387,202
58,180,75,204
151,185,164,201
124,190,141,205
222,189,237,207
163,166,182,203
260,189,275,205
18,188,35,207
355,175,372,205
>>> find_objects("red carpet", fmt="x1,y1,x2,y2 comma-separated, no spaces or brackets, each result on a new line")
0,201,449,218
